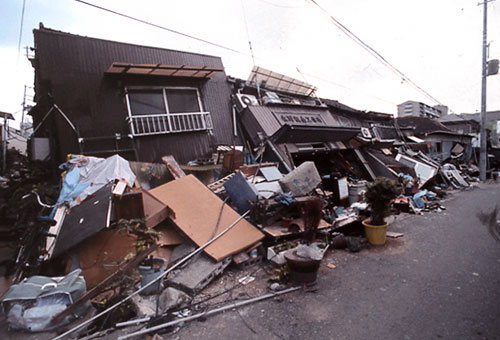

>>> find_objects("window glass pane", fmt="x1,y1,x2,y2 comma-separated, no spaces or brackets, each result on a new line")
166,89,200,113
129,90,165,115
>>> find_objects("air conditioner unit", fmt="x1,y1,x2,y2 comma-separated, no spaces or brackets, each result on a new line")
234,94,259,112
361,127,372,138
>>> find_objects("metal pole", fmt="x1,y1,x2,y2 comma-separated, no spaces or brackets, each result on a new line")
53,211,250,340
2,117,7,173
21,85,27,136
118,286,301,340
479,0,489,181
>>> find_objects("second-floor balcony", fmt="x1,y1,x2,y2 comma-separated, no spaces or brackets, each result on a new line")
128,112,213,136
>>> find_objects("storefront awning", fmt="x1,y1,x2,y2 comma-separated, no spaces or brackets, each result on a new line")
106,62,224,78
271,124,360,144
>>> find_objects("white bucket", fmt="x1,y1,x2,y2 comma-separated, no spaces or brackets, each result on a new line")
348,182,367,205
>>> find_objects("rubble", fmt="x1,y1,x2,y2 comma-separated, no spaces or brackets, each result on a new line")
279,161,322,196
0,114,486,338
149,174,264,262
167,254,232,296
2,25,494,339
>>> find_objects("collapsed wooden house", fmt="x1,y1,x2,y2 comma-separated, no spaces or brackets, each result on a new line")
29,25,236,164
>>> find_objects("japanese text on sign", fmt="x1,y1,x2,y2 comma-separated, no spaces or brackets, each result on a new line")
275,112,326,126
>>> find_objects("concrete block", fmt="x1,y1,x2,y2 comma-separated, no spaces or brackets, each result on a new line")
167,253,232,296
158,287,192,313
279,161,321,196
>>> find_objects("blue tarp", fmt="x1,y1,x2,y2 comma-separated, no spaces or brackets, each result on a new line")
56,167,90,206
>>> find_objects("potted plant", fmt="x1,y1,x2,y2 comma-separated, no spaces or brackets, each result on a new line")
362,177,401,245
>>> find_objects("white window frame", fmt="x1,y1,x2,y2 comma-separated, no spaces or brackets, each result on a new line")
124,86,213,136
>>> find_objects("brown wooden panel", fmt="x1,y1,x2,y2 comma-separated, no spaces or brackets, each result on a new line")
114,191,145,220
149,175,264,262
75,230,137,289
142,189,173,228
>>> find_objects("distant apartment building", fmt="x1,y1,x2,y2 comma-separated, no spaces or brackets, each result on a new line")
397,100,448,118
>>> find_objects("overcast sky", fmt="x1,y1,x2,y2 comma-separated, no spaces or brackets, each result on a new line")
1,0,500,126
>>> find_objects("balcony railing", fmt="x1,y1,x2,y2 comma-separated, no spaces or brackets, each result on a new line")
128,112,213,136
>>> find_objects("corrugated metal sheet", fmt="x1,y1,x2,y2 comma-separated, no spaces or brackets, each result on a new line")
32,27,234,163
242,105,337,143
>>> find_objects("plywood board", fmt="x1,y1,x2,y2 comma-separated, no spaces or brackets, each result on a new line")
149,175,264,262
142,189,173,228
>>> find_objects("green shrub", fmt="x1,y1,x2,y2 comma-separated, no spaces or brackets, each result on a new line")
365,177,401,225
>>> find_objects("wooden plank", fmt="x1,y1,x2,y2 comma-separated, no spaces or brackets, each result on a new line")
112,179,128,196
262,218,330,238
239,163,279,177
142,189,173,229
46,206,67,258
149,175,265,262
232,252,250,265
161,155,186,179
386,231,404,238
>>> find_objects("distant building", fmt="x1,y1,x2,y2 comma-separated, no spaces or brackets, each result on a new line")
397,100,447,119
397,116,473,162
0,123,27,155
439,114,479,135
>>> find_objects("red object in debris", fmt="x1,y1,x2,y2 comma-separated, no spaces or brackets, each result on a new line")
302,197,323,243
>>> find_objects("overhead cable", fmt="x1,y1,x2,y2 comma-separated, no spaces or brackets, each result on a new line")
307,0,447,107
17,0,27,56
74,0,420,111
74,0,249,56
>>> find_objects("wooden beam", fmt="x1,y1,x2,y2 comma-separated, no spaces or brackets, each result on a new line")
161,155,186,179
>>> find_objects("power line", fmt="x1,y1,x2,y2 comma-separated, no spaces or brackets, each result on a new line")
74,0,249,56
302,71,398,106
17,0,27,56
73,0,415,112
306,0,448,109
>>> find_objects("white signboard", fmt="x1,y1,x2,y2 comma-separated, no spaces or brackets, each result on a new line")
338,177,349,200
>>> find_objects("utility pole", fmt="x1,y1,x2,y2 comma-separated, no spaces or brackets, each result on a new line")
480,0,494,181
21,85,27,136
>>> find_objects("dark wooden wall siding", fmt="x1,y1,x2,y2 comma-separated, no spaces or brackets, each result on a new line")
135,132,213,164
240,107,268,147
32,28,234,163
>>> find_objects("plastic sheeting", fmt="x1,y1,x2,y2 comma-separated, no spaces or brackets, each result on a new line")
56,154,136,208
1,269,89,332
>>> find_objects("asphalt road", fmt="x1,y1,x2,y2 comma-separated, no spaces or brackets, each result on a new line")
2,183,499,340
171,182,500,340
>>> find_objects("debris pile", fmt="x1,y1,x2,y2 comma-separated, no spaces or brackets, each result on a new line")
0,146,481,338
